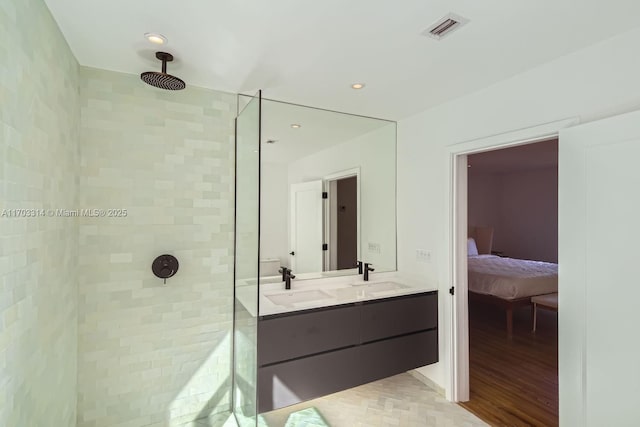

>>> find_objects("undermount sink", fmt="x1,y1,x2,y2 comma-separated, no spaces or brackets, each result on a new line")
265,289,332,306
354,282,408,292
246,276,283,286
333,282,410,299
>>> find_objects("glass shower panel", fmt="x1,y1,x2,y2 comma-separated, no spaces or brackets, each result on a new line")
233,91,261,427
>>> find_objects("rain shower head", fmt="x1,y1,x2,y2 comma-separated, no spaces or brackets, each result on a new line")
140,52,186,90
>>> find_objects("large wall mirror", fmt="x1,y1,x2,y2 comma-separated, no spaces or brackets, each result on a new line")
255,97,397,281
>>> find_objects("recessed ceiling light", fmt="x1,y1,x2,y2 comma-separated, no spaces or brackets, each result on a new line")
145,33,167,45
291,124,301,129
351,83,365,90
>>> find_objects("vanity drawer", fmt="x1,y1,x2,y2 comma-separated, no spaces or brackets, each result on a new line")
258,305,360,366
257,346,361,413
359,330,438,384
360,293,437,343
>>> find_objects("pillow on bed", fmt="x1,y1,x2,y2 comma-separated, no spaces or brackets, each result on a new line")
468,238,479,256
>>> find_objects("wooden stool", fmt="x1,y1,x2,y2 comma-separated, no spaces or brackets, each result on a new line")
531,293,558,332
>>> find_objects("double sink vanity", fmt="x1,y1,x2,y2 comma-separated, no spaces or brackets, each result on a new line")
246,274,439,412
233,95,438,419
259,274,431,314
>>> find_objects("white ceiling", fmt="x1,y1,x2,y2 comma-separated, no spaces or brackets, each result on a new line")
468,138,558,174
45,0,640,120
260,98,391,164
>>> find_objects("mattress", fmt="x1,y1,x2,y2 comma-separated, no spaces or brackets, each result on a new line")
468,255,558,300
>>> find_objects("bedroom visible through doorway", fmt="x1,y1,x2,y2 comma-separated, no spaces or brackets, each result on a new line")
460,138,559,426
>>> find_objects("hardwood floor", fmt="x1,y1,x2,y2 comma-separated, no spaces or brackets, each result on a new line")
459,300,558,427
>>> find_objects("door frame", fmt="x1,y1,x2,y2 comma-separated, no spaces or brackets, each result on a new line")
322,167,361,271
447,117,578,402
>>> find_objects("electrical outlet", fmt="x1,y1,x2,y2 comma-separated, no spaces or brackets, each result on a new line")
368,242,381,254
416,249,431,263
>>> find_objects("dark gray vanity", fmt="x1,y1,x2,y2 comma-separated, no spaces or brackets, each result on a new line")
257,291,438,412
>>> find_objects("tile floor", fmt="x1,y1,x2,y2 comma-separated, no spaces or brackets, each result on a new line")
195,372,487,427
194,412,237,426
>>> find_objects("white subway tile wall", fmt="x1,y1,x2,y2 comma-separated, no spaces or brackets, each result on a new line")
0,0,80,426
77,67,236,427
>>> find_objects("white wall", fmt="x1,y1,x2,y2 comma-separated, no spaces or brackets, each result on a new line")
286,122,397,272
467,172,500,232
468,168,558,262
397,27,640,393
498,168,558,262
0,0,80,425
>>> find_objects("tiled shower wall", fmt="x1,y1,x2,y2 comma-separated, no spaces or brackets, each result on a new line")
77,67,236,427
0,0,80,426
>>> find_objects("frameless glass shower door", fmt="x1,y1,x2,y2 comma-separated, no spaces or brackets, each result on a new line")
232,91,261,427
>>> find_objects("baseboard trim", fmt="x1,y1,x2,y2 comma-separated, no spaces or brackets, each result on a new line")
408,369,445,397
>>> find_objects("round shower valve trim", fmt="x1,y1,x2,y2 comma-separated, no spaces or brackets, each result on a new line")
152,254,179,284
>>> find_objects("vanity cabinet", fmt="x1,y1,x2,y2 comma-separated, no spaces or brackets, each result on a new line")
359,330,437,384
257,291,438,412
360,293,438,342
257,305,360,365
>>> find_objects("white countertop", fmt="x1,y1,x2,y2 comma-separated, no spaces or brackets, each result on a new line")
235,272,437,317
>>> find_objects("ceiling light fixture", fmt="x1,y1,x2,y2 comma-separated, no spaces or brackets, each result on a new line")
145,33,168,45
291,124,301,129
351,83,365,90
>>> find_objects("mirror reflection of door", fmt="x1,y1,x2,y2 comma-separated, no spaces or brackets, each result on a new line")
289,180,323,274
334,176,357,270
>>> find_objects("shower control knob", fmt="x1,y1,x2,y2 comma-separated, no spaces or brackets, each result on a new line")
152,254,179,284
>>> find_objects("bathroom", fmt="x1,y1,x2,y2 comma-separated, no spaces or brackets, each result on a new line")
2,1,445,425
4,0,640,426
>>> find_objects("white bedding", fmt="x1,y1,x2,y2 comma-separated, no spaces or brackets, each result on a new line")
468,255,558,300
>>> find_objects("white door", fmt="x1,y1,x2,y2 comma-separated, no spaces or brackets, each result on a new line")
559,110,640,426
290,180,323,273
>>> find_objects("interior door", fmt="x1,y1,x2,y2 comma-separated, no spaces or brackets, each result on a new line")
559,109,640,426
290,180,323,273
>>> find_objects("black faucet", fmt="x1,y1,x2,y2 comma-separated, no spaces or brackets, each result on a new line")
357,260,363,274
279,266,288,282
364,263,375,281
283,268,295,290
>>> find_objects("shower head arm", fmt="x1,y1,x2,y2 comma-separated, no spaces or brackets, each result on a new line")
155,52,174,74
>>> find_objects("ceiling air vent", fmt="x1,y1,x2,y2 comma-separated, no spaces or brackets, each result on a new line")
422,13,469,40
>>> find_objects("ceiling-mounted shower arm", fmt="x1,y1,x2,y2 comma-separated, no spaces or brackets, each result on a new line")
157,51,172,74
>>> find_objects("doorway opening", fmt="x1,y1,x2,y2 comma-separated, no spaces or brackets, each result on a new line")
459,138,559,426
326,175,358,270
448,119,577,410
323,168,360,272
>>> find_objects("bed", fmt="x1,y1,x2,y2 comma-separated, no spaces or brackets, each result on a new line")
467,229,558,336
